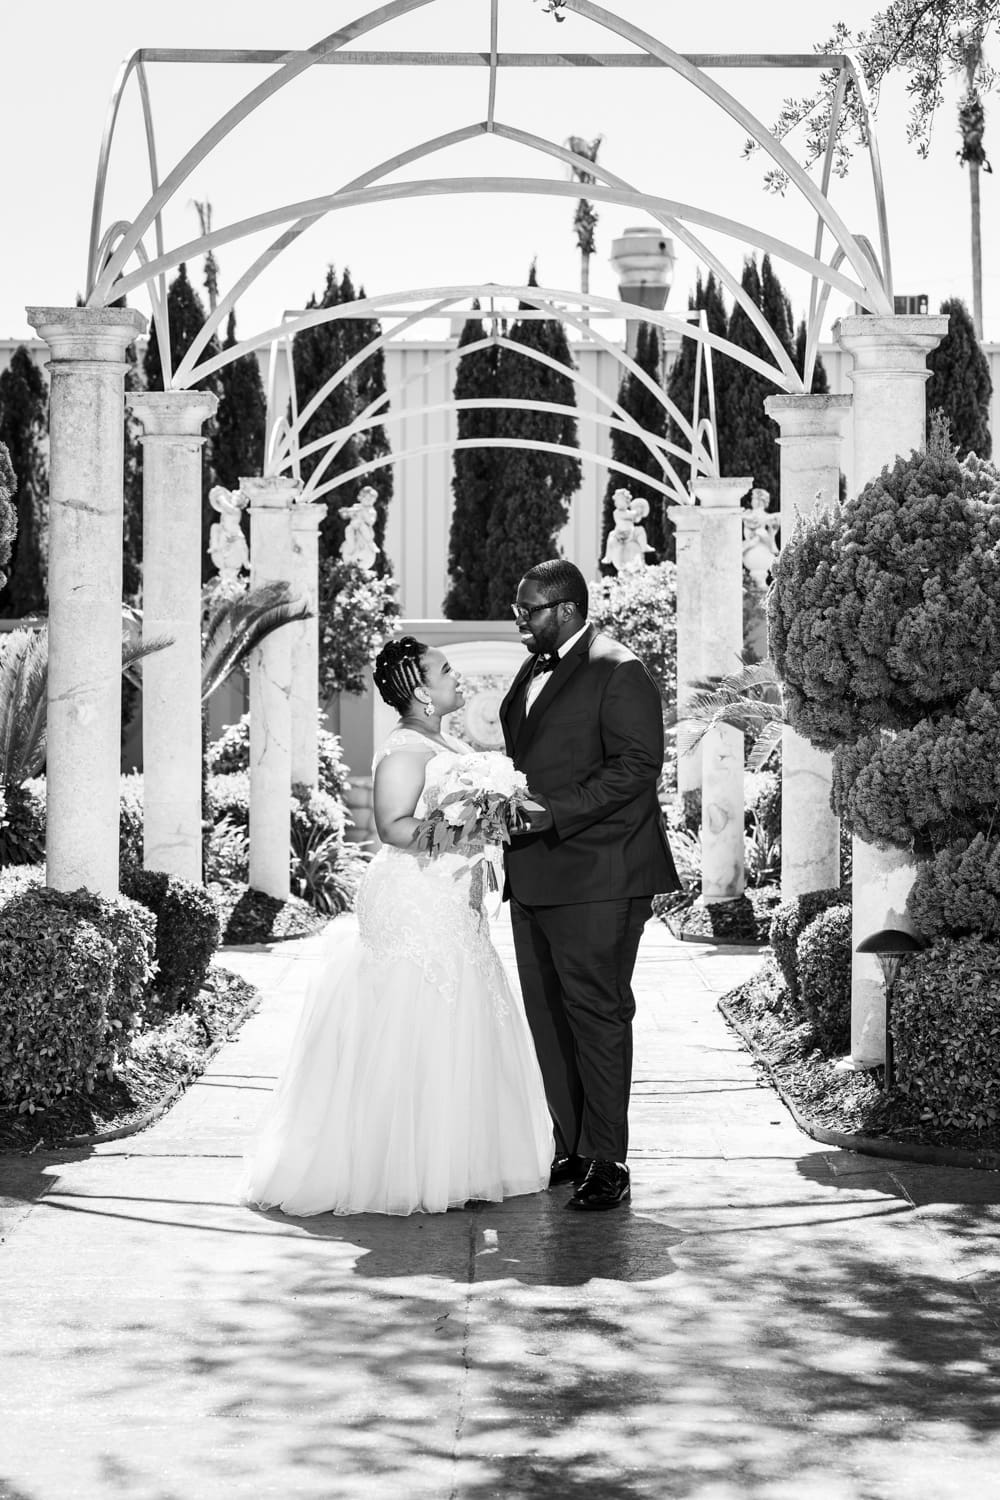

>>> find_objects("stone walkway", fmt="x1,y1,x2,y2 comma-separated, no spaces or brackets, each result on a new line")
3,916,1000,1499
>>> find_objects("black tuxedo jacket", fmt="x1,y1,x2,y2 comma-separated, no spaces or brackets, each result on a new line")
498,625,680,906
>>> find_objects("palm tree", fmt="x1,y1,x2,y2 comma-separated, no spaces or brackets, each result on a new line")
674,660,784,773
200,581,311,704
565,135,602,319
0,623,171,865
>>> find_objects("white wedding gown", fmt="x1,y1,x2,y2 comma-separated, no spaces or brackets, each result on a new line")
242,728,553,1216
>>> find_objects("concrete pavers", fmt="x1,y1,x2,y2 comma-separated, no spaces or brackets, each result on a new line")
3,919,1000,1499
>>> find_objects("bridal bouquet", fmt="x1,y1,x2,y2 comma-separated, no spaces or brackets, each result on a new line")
413,752,531,881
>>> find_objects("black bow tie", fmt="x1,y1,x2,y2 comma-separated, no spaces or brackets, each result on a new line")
533,653,558,676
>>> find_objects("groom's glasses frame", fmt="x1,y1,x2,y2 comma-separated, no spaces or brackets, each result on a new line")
511,599,574,622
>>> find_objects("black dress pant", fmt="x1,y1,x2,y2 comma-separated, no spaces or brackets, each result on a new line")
510,895,652,1163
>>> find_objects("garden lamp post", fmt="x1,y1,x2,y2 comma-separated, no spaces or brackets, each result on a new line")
855,928,925,1089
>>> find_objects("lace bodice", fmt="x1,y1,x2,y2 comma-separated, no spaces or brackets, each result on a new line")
355,729,509,1017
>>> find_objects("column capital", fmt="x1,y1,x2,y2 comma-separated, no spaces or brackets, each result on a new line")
127,389,218,436
764,393,852,438
27,305,147,362
241,474,302,509
693,476,752,510
833,314,949,371
667,502,704,533
290,500,328,533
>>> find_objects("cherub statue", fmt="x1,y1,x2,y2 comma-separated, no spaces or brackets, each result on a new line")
207,485,250,587
338,485,380,572
601,488,652,573
742,486,780,587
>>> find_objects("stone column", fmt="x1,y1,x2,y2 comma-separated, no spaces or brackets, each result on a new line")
835,315,948,1065
289,499,327,788
244,475,298,899
764,394,852,900
692,477,752,902
128,391,218,882
27,306,146,895
668,505,704,799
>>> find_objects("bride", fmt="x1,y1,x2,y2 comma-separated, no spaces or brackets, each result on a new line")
243,635,553,1216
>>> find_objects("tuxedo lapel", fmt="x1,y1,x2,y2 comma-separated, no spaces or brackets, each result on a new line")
499,656,535,752
514,626,596,754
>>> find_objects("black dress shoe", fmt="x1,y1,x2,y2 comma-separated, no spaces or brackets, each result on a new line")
566,1159,630,1211
548,1154,591,1188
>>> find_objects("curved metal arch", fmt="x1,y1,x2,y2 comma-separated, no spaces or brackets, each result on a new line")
291,327,702,506
270,285,705,476
567,0,892,313
87,56,174,375
309,437,681,504
176,117,801,393
171,275,822,397
175,121,493,384
91,0,437,306
296,396,697,485
490,122,801,389
102,177,879,332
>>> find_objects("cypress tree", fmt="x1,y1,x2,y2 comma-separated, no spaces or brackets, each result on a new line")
484,265,582,616
926,296,992,460
601,321,672,561
122,336,145,603
0,442,17,594
665,271,729,492
143,264,221,581
214,310,267,491
720,255,777,505
292,266,359,562
444,302,499,618
0,346,48,616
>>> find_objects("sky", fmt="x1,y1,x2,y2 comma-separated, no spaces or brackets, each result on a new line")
2,0,998,351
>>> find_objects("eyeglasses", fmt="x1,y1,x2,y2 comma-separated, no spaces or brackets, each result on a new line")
511,599,574,622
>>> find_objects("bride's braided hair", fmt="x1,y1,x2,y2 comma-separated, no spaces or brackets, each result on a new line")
373,635,429,713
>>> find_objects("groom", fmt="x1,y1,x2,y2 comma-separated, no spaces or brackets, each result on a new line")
499,559,679,1211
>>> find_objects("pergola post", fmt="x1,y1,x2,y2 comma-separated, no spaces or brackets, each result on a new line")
834,314,949,1066
764,394,852,900
692,476,752,903
289,500,327,789
27,305,146,896
128,391,218,882
668,505,704,800
243,474,300,899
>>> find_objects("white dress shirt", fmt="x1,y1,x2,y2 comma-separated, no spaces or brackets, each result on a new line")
524,622,589,714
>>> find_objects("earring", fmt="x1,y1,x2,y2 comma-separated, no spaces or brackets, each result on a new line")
423,703,435,718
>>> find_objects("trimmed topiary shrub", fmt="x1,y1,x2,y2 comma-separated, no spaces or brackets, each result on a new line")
908,834,1000,941
769,886,850,1006
120,867,220,1013
12,885,156,1063
769,428,1000,752
831,683,1000,854
892,936,1000,1130
796,904,852,1054
0,885,156,1112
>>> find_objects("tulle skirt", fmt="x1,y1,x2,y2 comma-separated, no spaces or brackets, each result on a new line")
242,891,553,1216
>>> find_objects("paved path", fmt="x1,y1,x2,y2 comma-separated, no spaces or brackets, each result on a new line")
3,916,1000,1500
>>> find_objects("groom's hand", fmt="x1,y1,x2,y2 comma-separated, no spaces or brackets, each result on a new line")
520,797,554,834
